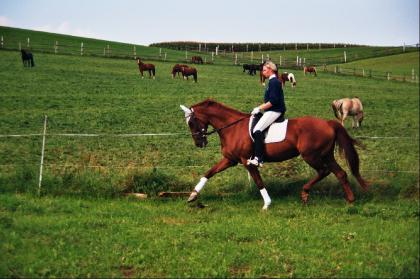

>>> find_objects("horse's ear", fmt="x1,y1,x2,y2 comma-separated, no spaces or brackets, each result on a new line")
180,105,192,115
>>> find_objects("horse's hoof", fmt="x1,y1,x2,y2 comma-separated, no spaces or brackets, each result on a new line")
262,203,270,210
187,191,198,203
301,191,309,204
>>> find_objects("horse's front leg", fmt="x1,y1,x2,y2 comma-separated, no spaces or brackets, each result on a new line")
244,163,271,210
187,157,236,202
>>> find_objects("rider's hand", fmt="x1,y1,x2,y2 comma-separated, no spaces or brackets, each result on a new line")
251,107,261,115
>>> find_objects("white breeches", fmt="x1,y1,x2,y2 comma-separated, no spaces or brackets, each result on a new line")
253,111,282,133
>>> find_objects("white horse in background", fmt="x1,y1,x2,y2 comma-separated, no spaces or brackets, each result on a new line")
331,97,364,128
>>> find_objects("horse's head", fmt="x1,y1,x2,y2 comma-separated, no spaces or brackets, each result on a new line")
180,105,208,148
136,57,142,65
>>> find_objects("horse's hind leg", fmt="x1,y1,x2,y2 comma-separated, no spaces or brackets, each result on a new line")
328,159,355,203
301,155,331,203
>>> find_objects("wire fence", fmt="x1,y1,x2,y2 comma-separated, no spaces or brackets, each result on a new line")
0,116,418,194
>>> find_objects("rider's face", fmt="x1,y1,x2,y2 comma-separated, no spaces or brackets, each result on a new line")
262,66,273,78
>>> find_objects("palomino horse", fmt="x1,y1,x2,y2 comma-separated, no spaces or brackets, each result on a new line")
21,49,35,67
191,56,203,64
172,64,189,78
180,99,368,210
181,67,198,82
136,58,155,79
279,72,296,88
304,66,317,76
332,97,364,128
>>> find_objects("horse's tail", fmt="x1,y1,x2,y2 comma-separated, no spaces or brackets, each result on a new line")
331,101,340,120
329,120,369,191
30,55,35,67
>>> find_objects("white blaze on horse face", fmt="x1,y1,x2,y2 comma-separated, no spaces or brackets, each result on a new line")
180,105,192,123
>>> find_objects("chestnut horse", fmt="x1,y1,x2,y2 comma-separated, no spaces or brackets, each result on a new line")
181,67,198,82
136,58,155,79
279,72,296,88
191,56,203,64
172,64,189,78
304,66,317,76
180,99,368,210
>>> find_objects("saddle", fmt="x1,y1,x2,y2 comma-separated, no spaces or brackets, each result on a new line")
249,113,288,143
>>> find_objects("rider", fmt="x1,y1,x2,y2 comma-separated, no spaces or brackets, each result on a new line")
247,61,286,167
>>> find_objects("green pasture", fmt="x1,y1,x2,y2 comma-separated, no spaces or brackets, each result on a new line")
329,51,420,76
0,32,419,278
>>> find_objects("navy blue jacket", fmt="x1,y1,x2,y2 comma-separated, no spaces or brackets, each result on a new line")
264,77,286,113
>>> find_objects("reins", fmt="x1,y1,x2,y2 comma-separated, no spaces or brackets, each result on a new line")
201,116,249,136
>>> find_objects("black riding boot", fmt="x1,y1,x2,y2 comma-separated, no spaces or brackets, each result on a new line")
253,130,265,164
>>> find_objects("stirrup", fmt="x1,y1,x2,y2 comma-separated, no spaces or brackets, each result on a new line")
247,157,263,167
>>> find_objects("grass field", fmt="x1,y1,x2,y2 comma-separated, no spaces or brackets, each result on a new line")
0,28,419,277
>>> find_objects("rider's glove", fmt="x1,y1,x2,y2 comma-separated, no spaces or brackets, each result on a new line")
251,107,261,115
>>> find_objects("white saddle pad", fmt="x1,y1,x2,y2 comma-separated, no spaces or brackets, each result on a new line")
249,116,289,143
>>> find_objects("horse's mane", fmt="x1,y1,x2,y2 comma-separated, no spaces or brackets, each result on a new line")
192,99,249,117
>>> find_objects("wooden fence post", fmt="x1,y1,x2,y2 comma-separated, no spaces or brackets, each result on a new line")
164,52,167,61
296,56,299,66
80,42,84,56
211,51,214,62
54,41,58,54
344,51,347,63
362,69,365,77
387,72,390,80
159,48,162,57
133,46,136,59
1,35,4,48
279,55,282,66
27,37,30,48
251,51,253,62
235,54,237,65
412,68,415,80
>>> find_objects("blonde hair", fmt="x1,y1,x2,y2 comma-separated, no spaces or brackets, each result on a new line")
264,61,277,72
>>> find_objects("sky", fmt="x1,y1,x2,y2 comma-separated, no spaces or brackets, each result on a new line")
0,0,418,46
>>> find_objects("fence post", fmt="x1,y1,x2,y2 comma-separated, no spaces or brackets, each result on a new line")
296,56,299,66
235,54,237,65
387,72,390,80
246,44,248,52
185,50,188,61
27,37,30,48
403,43,405,52
344,51,347,63
103,47,106,56
80,42,84,56
412,68,415,80
307,43,309,51
279,55,282,66
295,43,297,51
199,43,201,52
164,52,167,61
38,115,48,196
362,69,365,77
251,51,253,62
211,51,214,62
133,46,136,59
54,41,58,54
159,48,162,57
1,35,4,48
261,54,263,63
334,66,337,74
107,45,110,57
